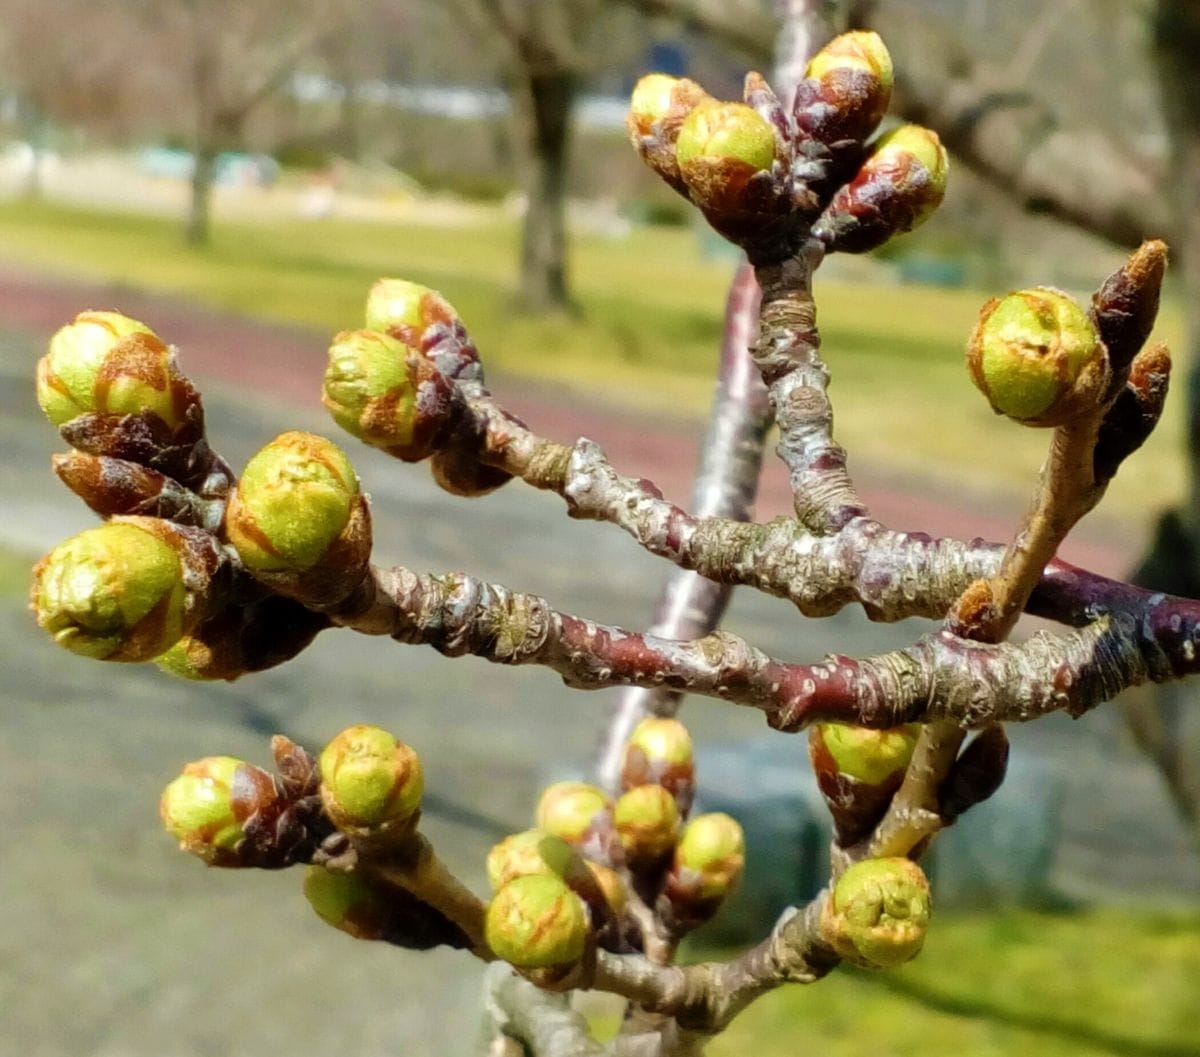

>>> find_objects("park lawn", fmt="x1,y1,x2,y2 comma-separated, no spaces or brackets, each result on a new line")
589,908,1200,1057
0,198,1186,517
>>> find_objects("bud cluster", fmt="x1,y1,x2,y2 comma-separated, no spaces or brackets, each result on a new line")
323,279,513,498
627,32,947,261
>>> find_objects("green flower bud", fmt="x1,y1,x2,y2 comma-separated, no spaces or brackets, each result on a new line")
225,431,359,573
967,288,1108,426
319,724,424,835
303,866,390,939
800,31,894,145
365,279,458,341
673,813,745,901
622,717,695,804
159,755,276,866
808,723,922,847
613,784,680,863
807,31,894,93
676,101,776,173
32,520,188,661
817,125,949,254
822,858,931,969
160,756,245,859
323,329,454,460
486,829,582,892
485,874,589,970
37,311,186,429
628,73,714,141
535,781,611,845
813,723,921,786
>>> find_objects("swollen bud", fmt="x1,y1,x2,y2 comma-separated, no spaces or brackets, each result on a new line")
613,784,680,865
319,724,424,838
809,722,921,846
303,865,391,939
670,812,745,904
621,717,695,811
225,432,370,603
797,31,894,147
159,755,277,866
486,829,583,892
485,874,589,973
303,865,473,949
821,857,931,969
816,125,948,253
37,311,189,430
627,73,713,192
366,279,456,340
967,288,1108,426
535,781,612,846
675,101,778,215
32,518,209,662
323,329,455,460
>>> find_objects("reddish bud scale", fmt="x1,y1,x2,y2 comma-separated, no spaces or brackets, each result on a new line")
156,591,330,681
1091,240,1168,389
1093,343,1171,486
429,443,513,498
52,452,219,529
815,127,948,254
939,725,1010,824
794,31,893,149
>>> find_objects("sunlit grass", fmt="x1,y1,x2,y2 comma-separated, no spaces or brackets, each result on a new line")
699,908,1200,1057
0,197,1186,518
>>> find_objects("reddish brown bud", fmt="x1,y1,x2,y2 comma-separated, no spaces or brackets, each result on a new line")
621,717,695,811
816,125,948,253
795,31,894,147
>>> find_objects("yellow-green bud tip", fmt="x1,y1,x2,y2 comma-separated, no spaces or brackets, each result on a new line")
613,784,680,859
675,102,776,172
874,125,948,195
824,857,931,969
968,288,1104,423
807,30,894,93
535,781,611,844
485,874,588,969
627,716,693,767
38,311,184,429
676,813,745,899
630,73,681,124
365,279,457,336
323,329,419,444
816,723,922,785
319,724,423,831
33,521,187,661
486,829,580,892
226,431,359,573
159,755,246,860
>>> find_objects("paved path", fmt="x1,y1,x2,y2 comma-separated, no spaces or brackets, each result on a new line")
1,267,1194,1057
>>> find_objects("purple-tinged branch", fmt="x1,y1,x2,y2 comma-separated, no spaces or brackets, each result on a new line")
323,563,1200,732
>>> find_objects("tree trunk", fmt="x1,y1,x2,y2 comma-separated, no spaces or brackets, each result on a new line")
514,69,576,313
186,142,217,247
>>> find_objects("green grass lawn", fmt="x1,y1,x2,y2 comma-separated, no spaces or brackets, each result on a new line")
0,197,1187,518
